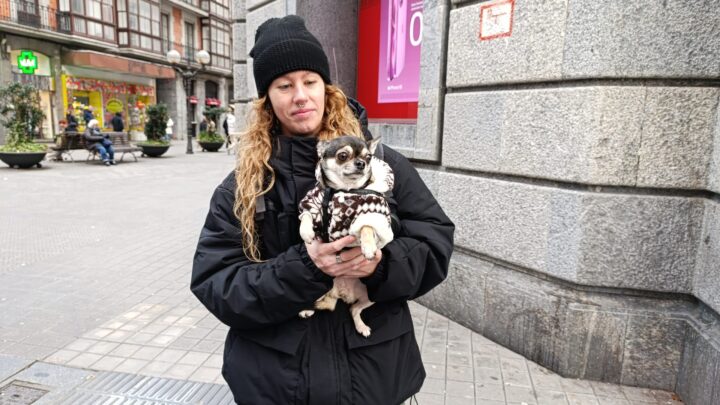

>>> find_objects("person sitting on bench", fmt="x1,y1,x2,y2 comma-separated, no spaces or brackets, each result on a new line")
84,119,116,166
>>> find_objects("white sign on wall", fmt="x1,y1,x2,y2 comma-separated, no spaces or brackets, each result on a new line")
479,0,515,41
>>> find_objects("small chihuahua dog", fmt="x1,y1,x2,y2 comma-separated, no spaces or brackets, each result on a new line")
298,135,395,337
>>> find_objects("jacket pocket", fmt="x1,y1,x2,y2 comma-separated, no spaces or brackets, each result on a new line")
345,302,425,405
223,327,305,405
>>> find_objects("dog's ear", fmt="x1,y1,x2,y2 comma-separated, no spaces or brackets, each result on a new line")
368,137,381,155
317,140,330,158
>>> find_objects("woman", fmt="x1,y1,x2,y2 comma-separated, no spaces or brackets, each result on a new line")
191,15,454,405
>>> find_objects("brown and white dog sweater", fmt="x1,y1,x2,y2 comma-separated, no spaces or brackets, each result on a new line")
299,157,395,247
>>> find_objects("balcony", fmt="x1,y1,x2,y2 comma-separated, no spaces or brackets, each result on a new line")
0,0,71,33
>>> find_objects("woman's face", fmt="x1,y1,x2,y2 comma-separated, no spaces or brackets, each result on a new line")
267,70,325,137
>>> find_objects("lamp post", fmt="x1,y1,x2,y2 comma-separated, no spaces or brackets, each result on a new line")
166,48,211,154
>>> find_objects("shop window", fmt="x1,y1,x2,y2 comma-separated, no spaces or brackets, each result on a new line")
67,0,114,41
116,0,161,52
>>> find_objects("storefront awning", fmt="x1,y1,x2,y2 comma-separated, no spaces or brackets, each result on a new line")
62,51,175,79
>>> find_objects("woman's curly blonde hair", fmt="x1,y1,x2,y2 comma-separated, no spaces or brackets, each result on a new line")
234,84,363,261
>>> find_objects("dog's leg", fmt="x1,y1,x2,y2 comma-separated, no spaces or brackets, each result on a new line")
350,295,375,337
359,225,377,260
299,213,316,244
314,289,339,311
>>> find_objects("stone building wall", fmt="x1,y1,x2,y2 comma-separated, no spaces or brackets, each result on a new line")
231,1,720,403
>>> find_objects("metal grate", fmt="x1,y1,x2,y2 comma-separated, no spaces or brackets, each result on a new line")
0,382,48,405
54,371,233,404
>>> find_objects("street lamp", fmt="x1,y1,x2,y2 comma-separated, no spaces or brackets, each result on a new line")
166,48,211,154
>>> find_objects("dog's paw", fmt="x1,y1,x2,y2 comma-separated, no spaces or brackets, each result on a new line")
299,310,315,318
356,324,372,338
299,221,316,244
361,244,376,261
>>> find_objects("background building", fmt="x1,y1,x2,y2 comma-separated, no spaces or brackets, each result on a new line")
0,0,233,143
233,1,719,404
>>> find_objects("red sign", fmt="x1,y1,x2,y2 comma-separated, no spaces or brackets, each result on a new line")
479,0,515,41
188,96,198,104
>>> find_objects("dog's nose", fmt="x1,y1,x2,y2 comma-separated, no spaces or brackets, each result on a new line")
355,160,366,170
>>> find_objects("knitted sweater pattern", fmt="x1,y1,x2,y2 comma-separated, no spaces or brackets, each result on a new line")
299,158,394,245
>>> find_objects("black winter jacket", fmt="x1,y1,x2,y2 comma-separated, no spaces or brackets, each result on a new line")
191,104,454,405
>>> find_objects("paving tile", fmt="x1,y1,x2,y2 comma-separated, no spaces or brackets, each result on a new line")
475,367,502,384
114,358,149,374
413,392,444,405
202,354,224,369
189,366,222,383
596,397,631,405
590,382,626,399
86,341,120,356
66,353,103,368
165,363,198,379
447,365,474,382
475,382,505,402
621,386,657,403
536,389,569,405
561,378,596,395
505,385,538,404
155,348,188,363
567,392,601,405
90,355,125,371
420,377,446,395
445,394,474,405
140,360,174,375
178,351,211,366
44,349,80,364
109,343,142,357
65,338,97,352
132,346,163,361
445,380,474,399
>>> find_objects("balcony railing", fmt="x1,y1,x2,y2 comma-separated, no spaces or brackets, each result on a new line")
0,0,71,33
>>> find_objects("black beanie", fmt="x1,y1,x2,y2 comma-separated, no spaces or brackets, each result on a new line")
249,15,331,98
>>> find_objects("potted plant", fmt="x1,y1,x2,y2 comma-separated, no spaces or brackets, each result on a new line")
138,103,170,157
197,106,226,152
0,82,47,168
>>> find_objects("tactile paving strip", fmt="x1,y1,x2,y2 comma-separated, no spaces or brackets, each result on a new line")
53,371,233,404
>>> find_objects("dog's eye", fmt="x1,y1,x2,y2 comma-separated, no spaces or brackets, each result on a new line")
337,152,349,162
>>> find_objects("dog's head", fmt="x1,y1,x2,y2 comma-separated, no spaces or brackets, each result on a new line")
316,135,381,190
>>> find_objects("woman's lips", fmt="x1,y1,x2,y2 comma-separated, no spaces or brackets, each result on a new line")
293,109,313,117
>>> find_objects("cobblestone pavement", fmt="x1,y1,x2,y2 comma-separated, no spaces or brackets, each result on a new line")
0,144,682,404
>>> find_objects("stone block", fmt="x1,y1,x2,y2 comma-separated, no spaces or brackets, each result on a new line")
434,172,703,292
443,87,720,191
233,63,248,100
575,194,702,292
636,87,719,189
619,316,685,389
418,0,447,92
676,328,720,405
561,307,627,382
694,200,720,314
246,0,285,55
297,0,358,95
246,60,257,98
710,108,720,193
232,22,247,61
563,1,720,79
232,0,246,20
368,123,417,158
446,1,567,87
424,254,488,330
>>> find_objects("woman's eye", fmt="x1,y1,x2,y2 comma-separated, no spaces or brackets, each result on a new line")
277,84,291,90
337,152,348,162
305,80,317,86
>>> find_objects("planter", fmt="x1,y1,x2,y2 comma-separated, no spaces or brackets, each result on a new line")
198,140,224,152
0,151,46,168
138,143,170,157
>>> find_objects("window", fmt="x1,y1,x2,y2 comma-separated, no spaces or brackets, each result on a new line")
200,0,229,19
161,13,170,53
116,0,161,52
185,22,195,63
69,0,114,41
201,18,230,70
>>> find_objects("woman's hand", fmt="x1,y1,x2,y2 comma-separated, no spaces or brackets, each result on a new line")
306,235,382,278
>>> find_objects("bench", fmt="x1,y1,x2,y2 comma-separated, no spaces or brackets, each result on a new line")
50,131,141,163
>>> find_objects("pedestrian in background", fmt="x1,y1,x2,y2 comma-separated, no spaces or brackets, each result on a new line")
65,108,78,133
84,119,115,166
82,107,94,125
191,15,454,405
165,117,174,141
111,112,124,132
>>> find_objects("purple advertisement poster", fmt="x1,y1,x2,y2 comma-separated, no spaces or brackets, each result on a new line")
378,0,423,103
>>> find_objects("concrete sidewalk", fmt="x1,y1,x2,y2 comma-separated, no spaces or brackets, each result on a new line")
0,143,682,404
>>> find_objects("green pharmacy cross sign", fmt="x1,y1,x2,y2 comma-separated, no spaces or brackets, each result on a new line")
17,51,39,74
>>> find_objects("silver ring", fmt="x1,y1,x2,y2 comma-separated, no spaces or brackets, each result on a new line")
335,253,343,264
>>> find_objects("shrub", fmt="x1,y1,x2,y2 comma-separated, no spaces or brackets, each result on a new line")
0,83,46,152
